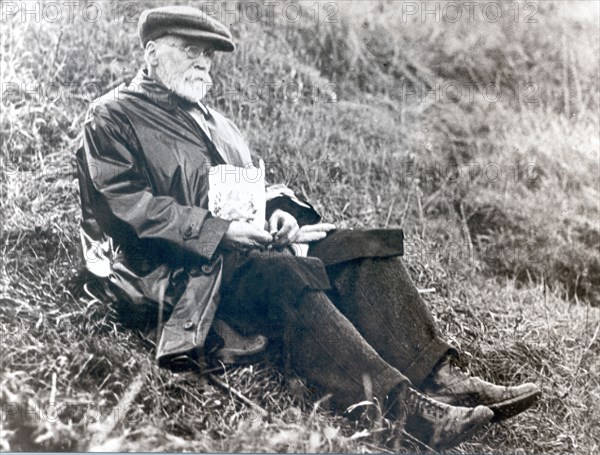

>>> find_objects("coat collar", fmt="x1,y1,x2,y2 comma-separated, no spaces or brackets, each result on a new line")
127,68,210,117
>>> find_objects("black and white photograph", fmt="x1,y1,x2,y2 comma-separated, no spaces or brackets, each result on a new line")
0,0,598,452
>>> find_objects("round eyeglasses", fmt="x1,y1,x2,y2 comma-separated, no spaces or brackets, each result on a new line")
166,42,216,60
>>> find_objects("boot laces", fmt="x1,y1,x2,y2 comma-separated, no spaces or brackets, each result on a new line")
407,388,451,419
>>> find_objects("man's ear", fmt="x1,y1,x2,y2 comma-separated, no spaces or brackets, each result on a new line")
145,41,159,67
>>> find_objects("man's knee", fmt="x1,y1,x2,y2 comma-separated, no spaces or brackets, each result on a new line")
249,250,325,279
242,251,330,305
249,249,299,271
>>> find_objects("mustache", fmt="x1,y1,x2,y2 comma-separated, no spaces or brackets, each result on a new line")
178,66,212,86
184,72,212,84
185,67,211,77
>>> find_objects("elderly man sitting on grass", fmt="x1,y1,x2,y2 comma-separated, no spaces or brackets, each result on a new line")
76,5,541,451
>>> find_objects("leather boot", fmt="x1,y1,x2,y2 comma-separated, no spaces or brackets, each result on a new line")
212,319,268,365
422,357,541,422
392,385,493,451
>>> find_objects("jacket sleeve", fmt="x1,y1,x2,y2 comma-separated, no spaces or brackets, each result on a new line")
81,102,230,261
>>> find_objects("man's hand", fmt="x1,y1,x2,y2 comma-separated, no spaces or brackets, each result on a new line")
296,223,337,243
221,221,273,251
268,209,300,247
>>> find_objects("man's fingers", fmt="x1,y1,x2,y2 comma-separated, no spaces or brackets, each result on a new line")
226,221,273,248
288,225,300,244
248,241,267,250
296,230,328,243
268,216,279,235
292,223,336,243
250,229,274,245
274,224,299,246
272,215,297,240
274,221,293,239
300,223,337,233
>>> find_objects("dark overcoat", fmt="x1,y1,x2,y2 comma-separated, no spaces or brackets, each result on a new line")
76,69,403,369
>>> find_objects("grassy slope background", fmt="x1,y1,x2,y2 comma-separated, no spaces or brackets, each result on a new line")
1,0,599,452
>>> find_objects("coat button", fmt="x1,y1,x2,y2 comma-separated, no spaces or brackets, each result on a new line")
184,226,193,238
201,264,213,274
183,320,194,330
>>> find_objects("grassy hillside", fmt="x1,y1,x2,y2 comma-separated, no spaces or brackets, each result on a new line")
1,0,599,452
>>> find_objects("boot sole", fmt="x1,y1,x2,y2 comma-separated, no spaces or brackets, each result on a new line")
214,335,268,365
488,389,542,422
434,406,494,451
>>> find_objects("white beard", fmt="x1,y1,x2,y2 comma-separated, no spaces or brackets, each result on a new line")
156,63,213,102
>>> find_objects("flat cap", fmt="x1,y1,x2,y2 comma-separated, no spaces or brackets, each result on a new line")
138,5,235,52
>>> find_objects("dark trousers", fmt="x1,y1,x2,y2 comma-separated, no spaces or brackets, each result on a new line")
217,250,453,411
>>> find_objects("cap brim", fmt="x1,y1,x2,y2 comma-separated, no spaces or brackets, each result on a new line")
173,30,235,52
145,26,235,52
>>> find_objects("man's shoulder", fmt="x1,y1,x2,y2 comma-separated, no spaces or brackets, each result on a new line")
85,82,150,127
93,81,146,110
86,85,124,119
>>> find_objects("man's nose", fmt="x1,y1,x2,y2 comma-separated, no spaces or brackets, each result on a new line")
194,62,209,71
192,54,211,67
